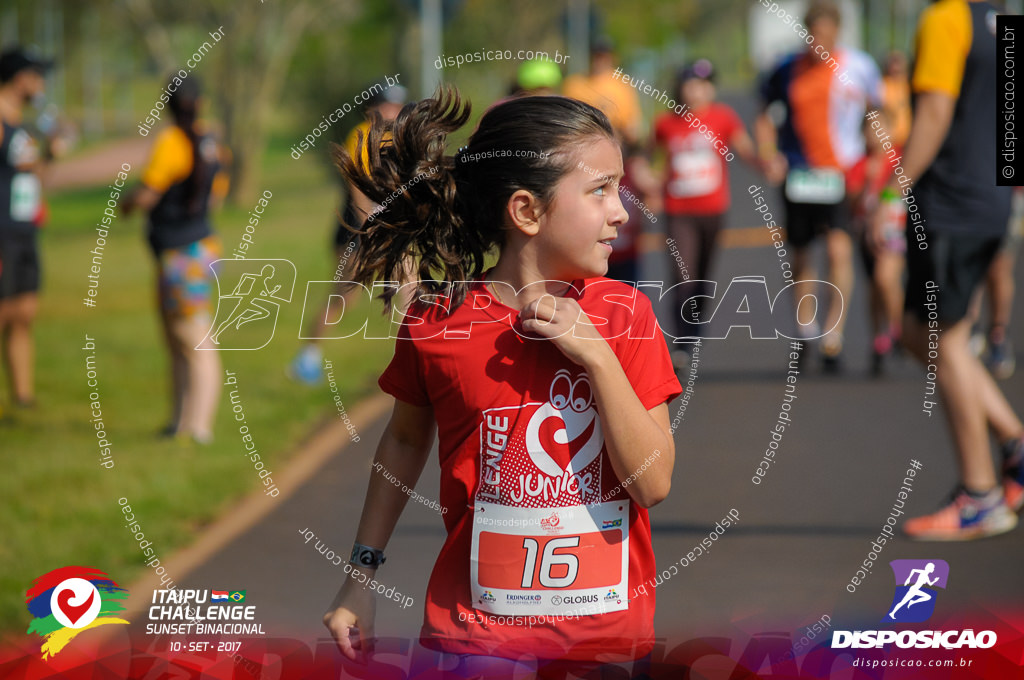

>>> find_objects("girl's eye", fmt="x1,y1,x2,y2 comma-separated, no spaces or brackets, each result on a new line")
593,185,607,196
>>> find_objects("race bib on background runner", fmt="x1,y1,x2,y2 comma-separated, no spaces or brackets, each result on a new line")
785,168,845,204
668,148,721,198
10,173,41,222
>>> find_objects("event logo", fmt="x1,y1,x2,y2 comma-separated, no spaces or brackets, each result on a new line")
833,559,996,650
539,512,561,532
200,259,296,350
885,559,948,623
25,566,129,659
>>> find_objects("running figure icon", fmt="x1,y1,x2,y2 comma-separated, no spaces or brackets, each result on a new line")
887,562,939,620
210,264,283,344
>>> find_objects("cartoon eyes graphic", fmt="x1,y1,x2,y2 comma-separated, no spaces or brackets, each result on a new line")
549,369,593,413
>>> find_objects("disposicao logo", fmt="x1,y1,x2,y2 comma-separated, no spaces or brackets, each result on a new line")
832,559,996,650
26,566,129,659
884,559,948,623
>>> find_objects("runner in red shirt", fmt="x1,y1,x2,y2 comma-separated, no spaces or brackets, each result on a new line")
652,59,759,348
848,111,906,375
323,89,682,677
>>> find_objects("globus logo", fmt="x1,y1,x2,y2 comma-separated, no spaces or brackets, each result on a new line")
832,560,997,650
553,594,598,606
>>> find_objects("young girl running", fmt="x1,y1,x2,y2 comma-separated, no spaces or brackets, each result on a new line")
323,89,682,676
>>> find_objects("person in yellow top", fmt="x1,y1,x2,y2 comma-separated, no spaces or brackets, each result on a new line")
563,40,641,146
122,76,228,444
869,0,1024,540
288,85,408,384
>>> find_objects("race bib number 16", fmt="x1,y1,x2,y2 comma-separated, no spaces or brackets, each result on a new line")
470,500,629,617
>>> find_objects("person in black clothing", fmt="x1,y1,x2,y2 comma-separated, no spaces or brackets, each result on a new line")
0,47,51,410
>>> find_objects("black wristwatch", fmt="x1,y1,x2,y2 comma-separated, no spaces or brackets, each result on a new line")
350,543,386,568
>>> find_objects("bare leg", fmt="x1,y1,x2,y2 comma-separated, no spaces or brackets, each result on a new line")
875,252,905,338
986,250,1014,343
158,300,187,430
903,315,1022,490
174,313,222,441
1,292,38,404
823,229,853,350
791,246,817,328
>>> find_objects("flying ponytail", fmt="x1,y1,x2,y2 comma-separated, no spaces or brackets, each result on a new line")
334,85,614,311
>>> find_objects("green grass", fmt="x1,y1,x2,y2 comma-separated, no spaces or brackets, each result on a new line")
0,134,396,633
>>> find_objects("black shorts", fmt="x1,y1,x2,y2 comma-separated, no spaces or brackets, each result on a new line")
783,192,851,248
905,232,1002,325
0,229,41,299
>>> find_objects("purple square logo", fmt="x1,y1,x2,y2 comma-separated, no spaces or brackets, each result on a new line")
883,559,949,623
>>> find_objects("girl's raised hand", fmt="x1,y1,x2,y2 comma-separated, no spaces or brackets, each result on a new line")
519,296,612,368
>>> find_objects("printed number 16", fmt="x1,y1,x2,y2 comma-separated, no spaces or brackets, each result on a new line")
521,536,580,588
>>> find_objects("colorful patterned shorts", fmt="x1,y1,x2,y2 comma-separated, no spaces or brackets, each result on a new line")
157,235,221,318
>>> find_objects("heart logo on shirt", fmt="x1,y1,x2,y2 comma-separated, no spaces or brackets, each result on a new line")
525,400,603,477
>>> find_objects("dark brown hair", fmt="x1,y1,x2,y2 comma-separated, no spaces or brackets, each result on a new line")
805,0,841,28
333,86,614,310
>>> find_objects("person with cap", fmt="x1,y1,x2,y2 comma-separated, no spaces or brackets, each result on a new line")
511,58,562,97
0,46,52,411
652,58,760,355
288,84,410,385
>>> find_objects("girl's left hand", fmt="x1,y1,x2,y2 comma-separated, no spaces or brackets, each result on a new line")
519,296,612,367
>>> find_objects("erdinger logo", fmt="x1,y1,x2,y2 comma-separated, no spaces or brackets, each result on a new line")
478,370,605,507
885,559,948,623
200,259,296,350
833,559,997,650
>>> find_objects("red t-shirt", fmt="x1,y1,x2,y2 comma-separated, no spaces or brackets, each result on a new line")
654,102,743,215
379,277,682,662
845,146,903,217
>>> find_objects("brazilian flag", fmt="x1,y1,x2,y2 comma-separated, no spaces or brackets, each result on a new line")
229,591,246,602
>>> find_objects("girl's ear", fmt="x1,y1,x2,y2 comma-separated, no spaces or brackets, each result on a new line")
505,189,542,236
